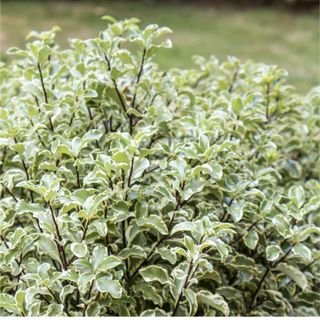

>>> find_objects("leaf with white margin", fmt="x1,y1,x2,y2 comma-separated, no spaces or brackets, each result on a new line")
228,202,243,222
276,263,309,290
139,265,170,284
185,288,198,316
134,283,163,306
197,290,229,316
272,215,291,238
132,158,150,179
266,245,282,261
171,221,196,235
244,230,259,250
288,185,305,209
70,242,88,258
292,243,312,263
137,215,168,235
140,309,167,316
0,293,19,313
96,256,122,272
119,245,146,259
96,277,123,298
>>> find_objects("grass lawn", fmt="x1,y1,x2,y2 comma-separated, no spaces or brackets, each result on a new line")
1,1,319,93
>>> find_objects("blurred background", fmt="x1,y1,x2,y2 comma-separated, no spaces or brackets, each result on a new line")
1,0,319,93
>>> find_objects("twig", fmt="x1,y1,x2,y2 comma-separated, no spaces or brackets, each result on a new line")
37,62,54,132
172,260,193,316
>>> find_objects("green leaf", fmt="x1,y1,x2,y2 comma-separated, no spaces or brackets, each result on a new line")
288,185,305,209
303,195,320,213
86,302,101,316
37,235,60,262
197,290,229,316
157,247,177,264
184,235,197,257
232,97,243,115
276,263,309,291
139,265,170,284
244,230,259,250
294,225,320,241
132,158,150,179
170,158,186,178
171,221,196,235
137,215,168,235
140,309,167,317
205,238,228,262
228,202,243,222
0,293,19,313
226,254,258,274
134,283,163,306
96,277,123,298
185,288,198,316
292,243,312,263
119,245,147,259
113,151,130,169
70,242,88,258
266,245,282,261
95,256,122,272
272,215,291,238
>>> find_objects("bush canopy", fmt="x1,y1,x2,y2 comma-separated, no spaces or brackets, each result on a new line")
0,17,319,316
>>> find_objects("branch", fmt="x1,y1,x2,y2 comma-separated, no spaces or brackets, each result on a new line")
229,220,259,245
37,62,54,132
131,48,146,111
172,260,193,316
1,182,18,202
249,267,270,310
49,204,68,269
104,54,128,115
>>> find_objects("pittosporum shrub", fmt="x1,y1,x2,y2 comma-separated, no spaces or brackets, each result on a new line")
0,17,319,317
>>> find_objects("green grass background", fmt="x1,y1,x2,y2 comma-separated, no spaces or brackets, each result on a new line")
1,1,319,92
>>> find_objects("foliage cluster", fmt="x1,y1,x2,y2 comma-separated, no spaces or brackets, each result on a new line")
0,17,319,316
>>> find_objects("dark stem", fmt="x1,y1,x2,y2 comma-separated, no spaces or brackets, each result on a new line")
271,247,292,268
69,112,75,127
104,54,128,115
221,197,235,222
37,62,54,132
20,158,34,203
172,260,193,316
0,146,6,175
30,119,45,147
37,63,48,104
81,220,90,242
130,235,166,280
249,267,270,310
75,161,81,188
49,204,68,269
229,114,240,141
229,220,259,245
1,182,18,202
130,48,146,111
46,287,60,304
130,189,187,279
127,156,135,189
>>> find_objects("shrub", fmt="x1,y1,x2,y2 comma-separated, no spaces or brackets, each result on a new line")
0,17,319,317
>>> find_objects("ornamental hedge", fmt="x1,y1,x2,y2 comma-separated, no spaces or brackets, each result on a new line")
0,17,319,317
